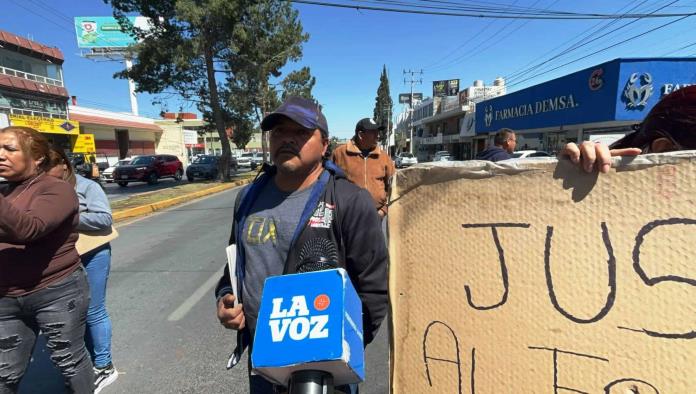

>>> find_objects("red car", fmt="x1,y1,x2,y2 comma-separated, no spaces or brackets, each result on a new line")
113,154,183,187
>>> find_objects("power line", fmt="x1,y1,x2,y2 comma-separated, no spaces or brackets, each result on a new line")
291,0,696,19
422,0,521,70
507,13,694,88
661,39,696,55
502,0,643,81
505,0,667,84
427,0,561,73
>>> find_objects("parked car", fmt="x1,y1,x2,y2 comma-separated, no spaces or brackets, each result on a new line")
395,152,418,168
434,155,455,162
101,158,132,183
251,152,270,167
112,154,183,187
509,150,553,159
431,151,451,162
185,155,238,181
237,152,256,170
237,152,261,171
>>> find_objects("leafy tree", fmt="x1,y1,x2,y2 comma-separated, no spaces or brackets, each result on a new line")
220,0,309,163
373,65,393,144
106,0,311,177
230,117,255,150
281,67,316,101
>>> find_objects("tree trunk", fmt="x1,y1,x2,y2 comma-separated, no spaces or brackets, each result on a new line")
260,87,269,165
204,45,232,181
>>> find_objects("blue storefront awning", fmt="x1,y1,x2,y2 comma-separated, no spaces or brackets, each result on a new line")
476,58,696,134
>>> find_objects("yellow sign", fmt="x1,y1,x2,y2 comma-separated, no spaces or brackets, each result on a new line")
9,115,79,135
73,134,96,153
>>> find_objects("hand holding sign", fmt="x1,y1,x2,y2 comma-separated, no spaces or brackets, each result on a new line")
559,141,640,173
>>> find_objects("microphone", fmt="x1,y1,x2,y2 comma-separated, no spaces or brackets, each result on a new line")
296,237,339,273
251,238,364,392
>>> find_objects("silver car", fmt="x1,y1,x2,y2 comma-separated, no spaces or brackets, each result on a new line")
395,152,418,168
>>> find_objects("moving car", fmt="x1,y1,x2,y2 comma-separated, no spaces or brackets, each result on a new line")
509,150,553,159
395,152,418,168
101,158,132,183
112,154,183,187
185,155,238,181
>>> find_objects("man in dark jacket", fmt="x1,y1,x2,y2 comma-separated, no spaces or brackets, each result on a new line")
476,128,517,162
215,97,388,393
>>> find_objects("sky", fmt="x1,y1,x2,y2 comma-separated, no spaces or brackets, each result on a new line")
2,0,696,138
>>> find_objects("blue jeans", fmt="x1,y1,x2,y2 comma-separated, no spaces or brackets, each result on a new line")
0,267,94,393
82,245,113,368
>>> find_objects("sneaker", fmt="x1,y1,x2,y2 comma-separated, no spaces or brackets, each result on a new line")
94,363,119,394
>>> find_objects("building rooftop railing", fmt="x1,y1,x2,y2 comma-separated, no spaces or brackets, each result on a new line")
0,65,63,87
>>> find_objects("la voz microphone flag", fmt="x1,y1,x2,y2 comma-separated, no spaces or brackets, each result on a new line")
252,268,364,386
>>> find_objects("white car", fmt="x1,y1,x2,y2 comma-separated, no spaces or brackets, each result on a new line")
431,151,451,162
101,158,132,183
251,152,269,167
237,152,257,169
509,150,553,159
395,152,418,168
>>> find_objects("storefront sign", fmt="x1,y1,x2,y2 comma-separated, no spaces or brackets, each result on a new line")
477,58,696,133
72,134,96,153
183,129,198,145
9,115,80,135
459,112,475,137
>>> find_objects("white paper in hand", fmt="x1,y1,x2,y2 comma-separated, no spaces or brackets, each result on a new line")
225,244,239,307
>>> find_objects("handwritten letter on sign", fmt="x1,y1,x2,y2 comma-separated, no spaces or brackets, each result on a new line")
389,156,695,393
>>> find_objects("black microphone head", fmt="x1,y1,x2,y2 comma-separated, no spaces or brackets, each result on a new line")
297,237,339,273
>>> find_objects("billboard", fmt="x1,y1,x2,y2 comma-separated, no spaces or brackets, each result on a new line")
433,79,460,97
74,16,150,48
398,93,423,105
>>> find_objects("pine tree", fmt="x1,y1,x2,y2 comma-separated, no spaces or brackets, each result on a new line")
373,65,393,144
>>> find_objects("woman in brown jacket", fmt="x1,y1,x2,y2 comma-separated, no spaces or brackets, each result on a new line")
0,126,94,393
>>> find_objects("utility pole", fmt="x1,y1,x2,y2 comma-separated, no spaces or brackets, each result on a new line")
403,69,423,154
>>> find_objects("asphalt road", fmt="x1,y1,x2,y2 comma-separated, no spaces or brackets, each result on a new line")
19,186,390,394
103,168,258,202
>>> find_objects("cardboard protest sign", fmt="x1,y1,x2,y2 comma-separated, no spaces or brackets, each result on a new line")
389,154,696,393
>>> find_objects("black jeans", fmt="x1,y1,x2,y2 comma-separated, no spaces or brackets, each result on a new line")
0,267,94,394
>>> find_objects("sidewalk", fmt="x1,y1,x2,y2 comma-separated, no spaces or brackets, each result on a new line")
112,176,254,222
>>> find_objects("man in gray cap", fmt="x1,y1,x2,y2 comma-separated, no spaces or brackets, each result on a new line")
215,97,388,393
332,118,396,218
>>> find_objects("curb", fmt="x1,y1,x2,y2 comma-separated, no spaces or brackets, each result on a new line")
112,178,253,222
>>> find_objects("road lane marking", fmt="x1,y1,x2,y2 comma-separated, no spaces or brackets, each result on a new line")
167,268,224,321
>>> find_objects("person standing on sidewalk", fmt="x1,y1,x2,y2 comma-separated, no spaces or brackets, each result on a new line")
476,128,517,162
47,147,118,393
0,127,94,393
331,118,395,218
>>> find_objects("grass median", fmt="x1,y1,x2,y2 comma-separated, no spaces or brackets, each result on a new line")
111,173,257,214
